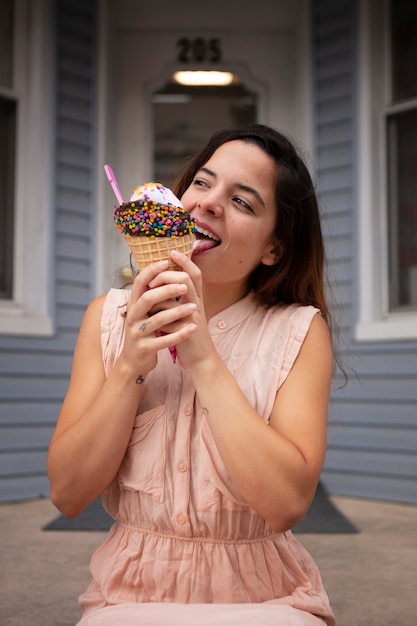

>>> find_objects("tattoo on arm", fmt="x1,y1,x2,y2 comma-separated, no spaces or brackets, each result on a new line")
202,407,209,416
135,375,145,384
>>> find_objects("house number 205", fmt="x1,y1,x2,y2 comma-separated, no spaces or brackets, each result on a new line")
177,37,222,64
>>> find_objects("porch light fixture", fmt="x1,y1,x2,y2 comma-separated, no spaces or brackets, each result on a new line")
173,70,235,86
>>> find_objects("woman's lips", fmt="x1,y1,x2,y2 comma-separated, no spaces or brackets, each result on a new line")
192,222,221,256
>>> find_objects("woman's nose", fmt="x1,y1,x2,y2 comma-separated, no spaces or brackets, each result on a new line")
196,192,223,217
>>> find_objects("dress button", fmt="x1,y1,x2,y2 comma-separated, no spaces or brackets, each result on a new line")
183,406,193,416
177,462,188,473
217,320,227,329
176,514,187,525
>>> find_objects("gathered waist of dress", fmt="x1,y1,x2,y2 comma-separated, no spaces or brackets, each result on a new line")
117,520,283,545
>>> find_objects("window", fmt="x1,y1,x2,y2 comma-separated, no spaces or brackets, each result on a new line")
387,109,417,311
386,1,417,312
0,0,15,299
0,0,54,335
356,0,417,340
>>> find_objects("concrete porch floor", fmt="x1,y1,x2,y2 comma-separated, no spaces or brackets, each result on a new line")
1,495,416,625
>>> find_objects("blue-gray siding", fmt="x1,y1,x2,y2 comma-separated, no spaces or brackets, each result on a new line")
312,0,417,504
1,0,416,506
0,0,97,502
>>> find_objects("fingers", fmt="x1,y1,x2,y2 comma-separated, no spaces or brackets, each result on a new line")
128,262,187,317
147,251,202,300
131,300,197,360
121,291,197,373
136,301,197,338
170,249,198,272
121,255,202,366
129,260,170,304
170,250,202,286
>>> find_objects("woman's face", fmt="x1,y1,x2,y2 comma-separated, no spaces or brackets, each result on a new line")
181,140,279,294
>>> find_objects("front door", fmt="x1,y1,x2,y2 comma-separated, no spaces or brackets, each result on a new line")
99,0,310,288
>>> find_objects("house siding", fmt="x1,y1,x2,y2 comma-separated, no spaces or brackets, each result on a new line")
1,0,416,506
0,0,98,502
312,0,417,504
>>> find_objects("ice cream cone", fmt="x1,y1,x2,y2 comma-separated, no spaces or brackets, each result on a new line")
123,232,195,271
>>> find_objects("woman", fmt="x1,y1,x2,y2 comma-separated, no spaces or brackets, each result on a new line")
47,124,336,625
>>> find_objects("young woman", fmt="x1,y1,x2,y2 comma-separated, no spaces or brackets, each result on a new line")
47,124,336,625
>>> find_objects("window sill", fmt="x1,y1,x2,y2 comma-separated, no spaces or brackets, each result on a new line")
355,313,417,342
0,304,54,336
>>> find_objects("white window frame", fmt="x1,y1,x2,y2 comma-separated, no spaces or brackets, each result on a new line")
0,0,54,336
356,0,417,341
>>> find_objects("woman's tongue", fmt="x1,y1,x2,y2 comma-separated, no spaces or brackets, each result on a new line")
193,235,220,255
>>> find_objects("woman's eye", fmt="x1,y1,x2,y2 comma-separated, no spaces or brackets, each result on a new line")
234,197,254,212
194,178,208,188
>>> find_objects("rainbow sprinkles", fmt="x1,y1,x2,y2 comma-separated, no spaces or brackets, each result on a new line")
114,182,195,238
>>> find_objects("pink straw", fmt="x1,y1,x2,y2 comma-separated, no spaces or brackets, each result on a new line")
168,346,177,364
105,163,176,364
104,164,124,205
161,332,177,364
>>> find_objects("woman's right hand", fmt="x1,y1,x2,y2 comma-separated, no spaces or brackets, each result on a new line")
120,260,198,378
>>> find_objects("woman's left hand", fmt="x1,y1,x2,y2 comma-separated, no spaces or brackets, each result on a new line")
147,249,216,368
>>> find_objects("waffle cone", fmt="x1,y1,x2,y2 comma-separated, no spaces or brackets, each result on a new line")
123,233,195,271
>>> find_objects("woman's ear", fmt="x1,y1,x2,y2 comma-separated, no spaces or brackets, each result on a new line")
261,240,283,267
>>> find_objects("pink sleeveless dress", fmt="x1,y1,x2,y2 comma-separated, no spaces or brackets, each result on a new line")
77,289,335,626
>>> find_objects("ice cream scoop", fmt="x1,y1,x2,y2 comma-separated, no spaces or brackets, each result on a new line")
113,181,196,271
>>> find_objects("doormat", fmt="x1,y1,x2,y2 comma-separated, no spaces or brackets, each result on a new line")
43,482,358,534
293,482,358,533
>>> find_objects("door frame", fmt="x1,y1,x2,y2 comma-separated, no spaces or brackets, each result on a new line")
95,0,312,294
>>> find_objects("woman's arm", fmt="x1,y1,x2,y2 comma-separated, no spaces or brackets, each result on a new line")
157,251,333,533
47,261,197,518
47,294,144,517
190,313,332,533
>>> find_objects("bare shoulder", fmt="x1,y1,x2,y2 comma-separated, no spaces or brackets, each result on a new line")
305,311,332,348
74,294,107,343
295,311,332,371
290,311,333,388
82,293,108,325
273,311,332,405
269,311,333,467
68,294,109,379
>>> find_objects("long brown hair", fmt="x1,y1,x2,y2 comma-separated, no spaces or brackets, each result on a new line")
173,124,329,324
